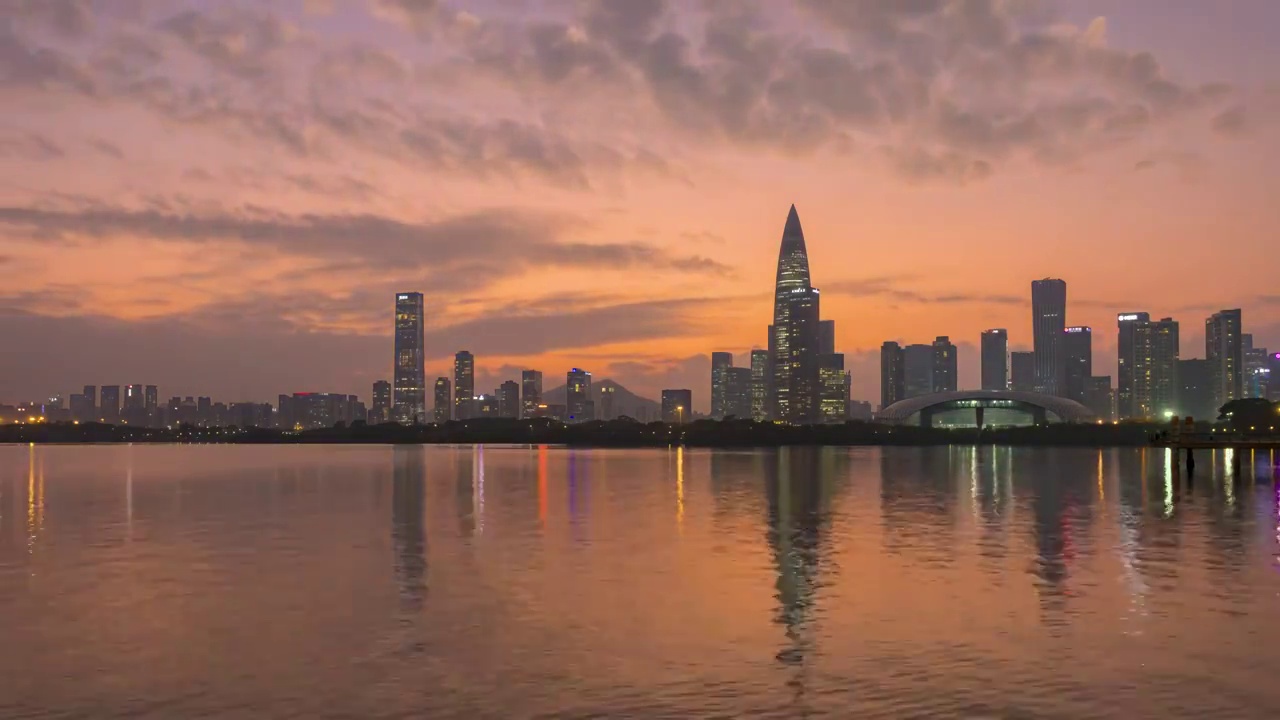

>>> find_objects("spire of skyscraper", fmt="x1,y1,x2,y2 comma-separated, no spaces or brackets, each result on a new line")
775,204,811,298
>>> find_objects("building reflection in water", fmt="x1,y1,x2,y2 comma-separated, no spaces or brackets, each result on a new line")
568,450,587,542
763,447,838,711
455,448,475,538
879,447,959,562
391,446,427,612
538,445,548,528
675,446,685,530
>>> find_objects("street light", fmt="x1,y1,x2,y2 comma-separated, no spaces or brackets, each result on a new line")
676,405,684,424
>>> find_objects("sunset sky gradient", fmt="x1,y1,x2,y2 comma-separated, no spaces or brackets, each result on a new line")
2,0,1278,410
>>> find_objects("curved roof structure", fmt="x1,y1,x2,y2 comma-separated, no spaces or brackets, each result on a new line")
878,390,1095,424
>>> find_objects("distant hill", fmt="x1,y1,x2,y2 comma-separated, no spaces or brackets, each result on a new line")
542,378,661,421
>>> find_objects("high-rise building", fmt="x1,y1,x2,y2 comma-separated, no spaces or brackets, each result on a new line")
81,385,96,418
931,336,957,393
819,320,836,356
1115,312,1150,419
453,350,475,420
371,380,391,423
1010,351,1035,392
69,392,94,423
124,384,144,411
1205,309,1243,412
819,353,849,423
566,368,593,423
769,205,822,424
1085,376,1113,421
661,389,692,424
498,381,520,419
980,329,1008,391
1267,352,1280,401
903,344,933,399
880,341,905,409
749,350,769,421
100,385,120,424
1031,278,1067,396
1062,326,1092,404
725,366,752,419
433,377,451,423
393,293,426,423
1132,317,1179,418
710,351,733,419
1243,334,1270,399
521,370,543,419
1177,359,1215,421
144,385,158,413
597,384,617,421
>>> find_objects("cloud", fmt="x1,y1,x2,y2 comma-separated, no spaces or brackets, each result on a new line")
1211,106,1248,137
87,137,124,159
824,275,1021,305
0,130,64,160
0,204,735,278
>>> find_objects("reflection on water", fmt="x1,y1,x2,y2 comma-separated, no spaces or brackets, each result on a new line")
2,445,1280,718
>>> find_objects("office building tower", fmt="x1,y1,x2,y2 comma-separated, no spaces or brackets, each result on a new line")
1243,334,1270,398
521,370,543,418
1205,309,1243,412
597,384,617,421
124,384,144,411
197,396,212,425
393,293,426,423
498,381,520,419
819,320,836,356
725,366,753,419
880,341,905,409
903,344,933,399
849,400,873,422
980,329,1008,391
1133,317,1179,418
1267,352,1280,401
819,353,849,423
1177,359,1215,421
100,385,120,424
1062,326,1092,404
931,336,957,393
433,377,451,423
749,350,769,421
1010,352,1035,392
144,385,158,418
371,380,391,423
711,351,733,419
81,385,96,417
769,205,822,424
69,392,94,423
1085,376,1113,421
453,350,475,420
566,368,593,423
1031,278,1067,396
661,389,692,424
1116,312,1150,419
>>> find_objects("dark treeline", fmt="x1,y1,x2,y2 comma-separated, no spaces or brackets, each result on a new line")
1,418,1159,447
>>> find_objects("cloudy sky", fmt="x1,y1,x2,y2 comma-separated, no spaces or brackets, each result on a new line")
2,0,1278,410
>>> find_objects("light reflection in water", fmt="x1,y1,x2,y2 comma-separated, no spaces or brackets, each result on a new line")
537,445,547,527
474,445,484,536
1162,448,1174,517
676,446,684,530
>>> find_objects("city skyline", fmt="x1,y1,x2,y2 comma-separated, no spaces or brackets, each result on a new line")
3,1,1280,411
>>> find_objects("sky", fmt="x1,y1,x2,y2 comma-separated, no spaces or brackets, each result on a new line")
2,0,1279,411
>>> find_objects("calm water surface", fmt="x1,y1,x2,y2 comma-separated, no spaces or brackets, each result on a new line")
2,444,1280,718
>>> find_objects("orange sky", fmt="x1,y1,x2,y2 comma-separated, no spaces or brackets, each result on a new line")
2,1,1279,409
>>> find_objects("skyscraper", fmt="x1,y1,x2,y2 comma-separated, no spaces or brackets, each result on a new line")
454,350,475,420
1132,317,1179,418
1010,351,1035,392
566,368,592,423
372,380,391,423
433,377,451,423
521,370,543,418
393,293,426,423
880,341,905,409
1085,376,1113,421
1205,309,1243,412
903,344,933,399
81,385,96,419
498,381,520,419
711,351,733,419
725,366,752,419
661,389,692,424
769,205,822,424
1031,278,1067,396
1243,334,1270,398
749,350,769,421
1116,312,1150,419
1177,359,1214,421
818,320,836,356
819,353,849,423
124,384,144,412
931,336,957,393
596,384,617,421
980,329,1008,391
1062,326,1092,404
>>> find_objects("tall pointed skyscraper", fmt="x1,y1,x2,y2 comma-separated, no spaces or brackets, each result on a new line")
770,205,821,424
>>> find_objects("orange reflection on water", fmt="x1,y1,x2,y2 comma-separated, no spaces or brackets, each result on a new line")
538,444,548,526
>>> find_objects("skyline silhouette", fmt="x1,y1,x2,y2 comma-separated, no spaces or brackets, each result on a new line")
2,1,1279,411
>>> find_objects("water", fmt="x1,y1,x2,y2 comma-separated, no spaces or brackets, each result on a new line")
2,444,1279,719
